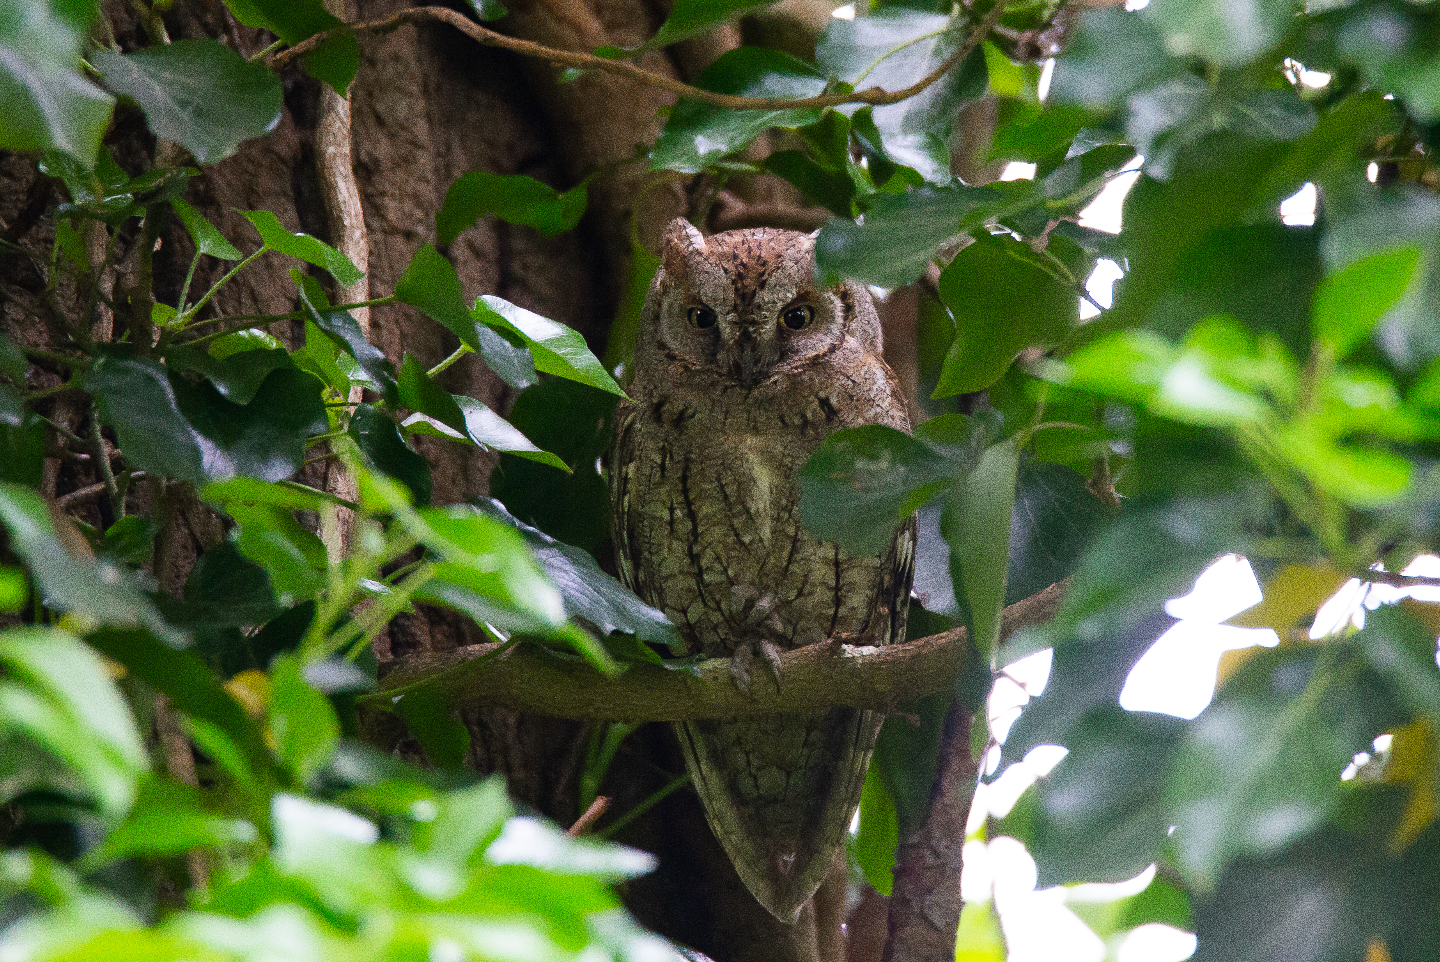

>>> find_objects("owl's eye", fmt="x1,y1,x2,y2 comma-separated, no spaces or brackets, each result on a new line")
687,306,717,329
782,305,814,331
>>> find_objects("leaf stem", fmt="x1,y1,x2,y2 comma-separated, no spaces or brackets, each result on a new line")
426,344,473,378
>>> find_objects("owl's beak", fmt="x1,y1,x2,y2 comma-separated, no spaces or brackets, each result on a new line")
730,325,762,388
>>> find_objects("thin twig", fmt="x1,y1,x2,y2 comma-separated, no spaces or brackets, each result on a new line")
270,3,1007,112
56,471,145,509
567,795,611,837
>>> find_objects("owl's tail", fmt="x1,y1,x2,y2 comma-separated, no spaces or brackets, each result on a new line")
675,708,882,922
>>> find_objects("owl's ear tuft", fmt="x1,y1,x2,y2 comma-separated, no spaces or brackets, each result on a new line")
661,218,708,277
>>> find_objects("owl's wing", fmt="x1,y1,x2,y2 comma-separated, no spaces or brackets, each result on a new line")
608,401,641,595
885,514,918,647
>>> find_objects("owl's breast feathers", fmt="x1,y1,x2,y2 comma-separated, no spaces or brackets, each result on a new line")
611,376,912,660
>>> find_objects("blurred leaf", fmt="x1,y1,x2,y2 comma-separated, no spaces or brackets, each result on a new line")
395,244,536,390
91,39,281,165
98,515,157,566
1006,459,1106,606
183,542,284,629
1143,0,1293,67
0,627,147,817
221,0,358,93
854,763,898,896
1380,719,1439,852
954,899,1007,962
1312,245,1423,359
268,655,340,784
1166,644,1402,887
0,0,113,164
349,404,432,507
815,184,1000,288
482,499,682,650
935,234,1078,396
93,776,258,863
650,48,825,173
486,815,656,879
437,171,587,244
1049,6,1179,110
1016,707,1184,886
0,485,184,645
646,0,779,48
239,209,364,286
416,777,512,866
465,0,509,20
0,566,25,613
1354,605,1440,723
873,691,950,836
944,438,1019,658
475,296,625,398
172,198,240,260
204,483,331,606
389,686,472,770
1228,563,1350,634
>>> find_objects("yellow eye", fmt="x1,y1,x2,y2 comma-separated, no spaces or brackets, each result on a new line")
782,305,814,330
688,306,717,329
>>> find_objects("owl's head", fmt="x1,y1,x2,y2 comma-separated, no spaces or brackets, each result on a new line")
636,218,882,389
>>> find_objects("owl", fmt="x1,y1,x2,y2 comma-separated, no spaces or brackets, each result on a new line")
610,218,915,922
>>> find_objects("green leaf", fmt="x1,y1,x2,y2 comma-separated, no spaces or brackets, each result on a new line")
854,764,899,896
1144,0,1297,68
814,184,999,289
1166,644,1401,887
437,172,587,244
88,355,326,486
817,10,988,183
239,209,364,286
387,686,471,770
944,438,1018,658
475,296,625,397
348,404,432,507
1015,707,1184,886
0,626,147,817
935,234,1078,396
0,484,185,646
98,516,158,566
455,396,569,471
294,276,396,401
91,39,282,165
646,0,780,49
164,340,295,405
93,776,258,864
1049,6,1179,109
482,499,682,650
173,198,241,260
650,48,826,173
464,0,509,21
268,655,340,784
1312,245,1422,358
1006,459,1106,605
0,0,114,164
0,567,25,613
221,0,358,94
397,354,467,435
201,486,328,607
395,244,536,390
797,423,959,555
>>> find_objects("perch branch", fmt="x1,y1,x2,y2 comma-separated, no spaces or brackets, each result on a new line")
270,3,1007,113
370,581,1066,721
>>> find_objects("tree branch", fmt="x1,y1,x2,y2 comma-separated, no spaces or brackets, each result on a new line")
270,3,1007,113
371,581,1066,721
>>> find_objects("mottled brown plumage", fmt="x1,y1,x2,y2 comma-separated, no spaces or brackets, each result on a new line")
610,219,915,921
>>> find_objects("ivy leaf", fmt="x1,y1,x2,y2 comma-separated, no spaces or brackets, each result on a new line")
456,397,569,472
0,485,186,647
221,0,358,94
239,209,363,286
475,296,624,397
943,437,1018,658
349,404,433,507
481,499,682,650
934,233,1078,396
797,422,963,555
1143,0,1295,69
395,244,537,390
646,0,780,49
91,39,282,165
437,172,587,244
651,48,826,174
814,184,999,289
295,275,397,403
0,0,114,164
397,354,467,436
173,198,241,260
1312,245,1422,358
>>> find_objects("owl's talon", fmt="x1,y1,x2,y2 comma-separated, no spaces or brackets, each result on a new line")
730,642,754,694
759,640,783,686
